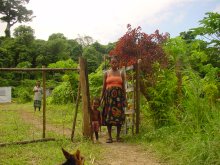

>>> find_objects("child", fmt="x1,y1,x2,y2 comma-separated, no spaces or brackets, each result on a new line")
91,98,101,142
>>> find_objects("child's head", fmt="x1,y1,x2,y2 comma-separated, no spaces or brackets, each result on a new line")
92,97,100,109
36,80,41,86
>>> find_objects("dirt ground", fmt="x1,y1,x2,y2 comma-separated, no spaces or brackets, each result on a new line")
19,109,163,165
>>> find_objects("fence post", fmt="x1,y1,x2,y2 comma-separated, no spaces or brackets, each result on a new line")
42,66,46,138
71,82,81,141
79,57,91,137
135,59,141,134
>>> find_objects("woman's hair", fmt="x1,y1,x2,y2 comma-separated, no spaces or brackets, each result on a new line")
36,80,41,85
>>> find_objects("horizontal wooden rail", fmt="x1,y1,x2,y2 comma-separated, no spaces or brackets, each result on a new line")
0,138,55,147
0,68,79,72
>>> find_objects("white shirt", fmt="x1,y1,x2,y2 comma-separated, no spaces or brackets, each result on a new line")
33,86,43,100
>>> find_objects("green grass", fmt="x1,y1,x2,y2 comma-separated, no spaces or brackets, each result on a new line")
125,102,220,165
0,105,40,142
2,100,219,165
0,103,104,165
0,138,103,165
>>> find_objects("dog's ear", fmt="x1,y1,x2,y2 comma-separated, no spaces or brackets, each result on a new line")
75,150,85,164
75,150,80,160
62,148,71,160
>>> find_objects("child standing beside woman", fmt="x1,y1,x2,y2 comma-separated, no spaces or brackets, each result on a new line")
91,98,101,143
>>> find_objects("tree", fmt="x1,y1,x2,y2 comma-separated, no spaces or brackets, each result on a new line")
13,25,35,45
164,37,188,102
0,0,34,37
48,33,66,41
45,33,69,64
191,12,220,68
67,39,83,62
0,38,15,67
92,41,106,54
110,24,168,74
82,46,102,73
191,12,220,47
75,35,94,47
180,30,196,43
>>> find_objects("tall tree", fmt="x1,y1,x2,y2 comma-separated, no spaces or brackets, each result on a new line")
0,0,34,37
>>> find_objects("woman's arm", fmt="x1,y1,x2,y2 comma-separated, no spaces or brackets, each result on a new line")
33,86,38,92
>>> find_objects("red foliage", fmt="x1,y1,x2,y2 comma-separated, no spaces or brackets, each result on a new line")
109,24,169,73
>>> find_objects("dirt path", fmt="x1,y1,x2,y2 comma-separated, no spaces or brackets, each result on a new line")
19,109,163,165
94,141,161,165
19,110,72,136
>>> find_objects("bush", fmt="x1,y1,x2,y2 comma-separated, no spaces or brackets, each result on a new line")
49,82,72,104
14,87,33,103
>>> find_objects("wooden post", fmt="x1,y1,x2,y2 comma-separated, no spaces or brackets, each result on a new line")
42,66,46,138
71,82,81,141
135,59,141,134
79,57,91,138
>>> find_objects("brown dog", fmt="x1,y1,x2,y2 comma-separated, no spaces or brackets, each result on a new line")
61,148,85,165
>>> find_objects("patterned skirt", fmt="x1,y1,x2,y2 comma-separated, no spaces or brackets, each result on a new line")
102,87,125,126
34,100,41,108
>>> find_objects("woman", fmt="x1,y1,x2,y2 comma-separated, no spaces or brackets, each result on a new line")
101,56,126,143
33,80,43,111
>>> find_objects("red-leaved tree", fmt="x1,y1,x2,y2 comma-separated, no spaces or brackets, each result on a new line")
110,24,169,74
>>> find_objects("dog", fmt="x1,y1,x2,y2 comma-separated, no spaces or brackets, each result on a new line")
61,148,85,165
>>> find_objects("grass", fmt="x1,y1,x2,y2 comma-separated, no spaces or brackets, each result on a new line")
0,103,104,165
125,101,220,165
0,138,103,165
0,104,40,142
2,100,219,165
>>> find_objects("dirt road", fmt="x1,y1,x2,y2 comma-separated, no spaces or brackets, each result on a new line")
19,109,163,165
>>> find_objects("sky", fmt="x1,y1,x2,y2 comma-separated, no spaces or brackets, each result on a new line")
0,0,220,44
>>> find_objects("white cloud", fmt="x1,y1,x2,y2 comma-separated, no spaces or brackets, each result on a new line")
0,0,217,44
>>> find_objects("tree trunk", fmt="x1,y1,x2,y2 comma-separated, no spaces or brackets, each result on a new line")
139,79,150,100
5,23,11,38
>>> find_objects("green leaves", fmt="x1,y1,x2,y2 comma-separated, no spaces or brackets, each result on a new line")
191,12,220,48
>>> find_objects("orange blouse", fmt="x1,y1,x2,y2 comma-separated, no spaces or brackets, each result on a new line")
106,72,123,89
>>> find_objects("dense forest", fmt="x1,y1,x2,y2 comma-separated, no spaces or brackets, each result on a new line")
0,0,220,164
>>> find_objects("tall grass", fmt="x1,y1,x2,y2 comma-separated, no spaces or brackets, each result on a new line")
128,69,220,165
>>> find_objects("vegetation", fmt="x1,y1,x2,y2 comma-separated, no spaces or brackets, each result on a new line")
0,7,219,165
0,104,103,164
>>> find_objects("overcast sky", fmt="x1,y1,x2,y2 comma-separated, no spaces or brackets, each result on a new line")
0,0,219,44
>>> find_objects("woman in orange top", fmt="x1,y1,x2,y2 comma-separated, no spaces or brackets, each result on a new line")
101,56,126,143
